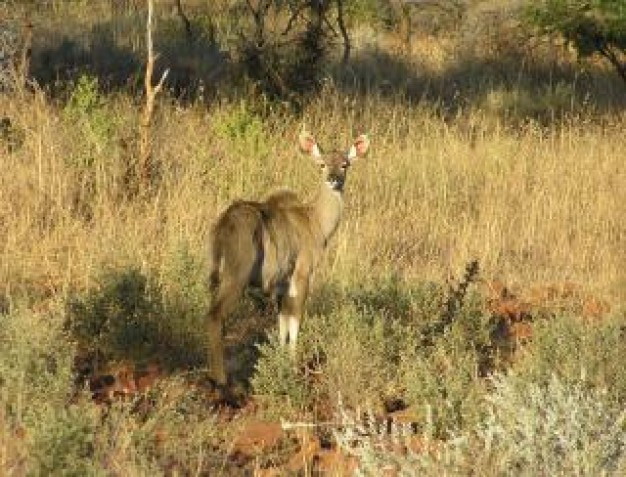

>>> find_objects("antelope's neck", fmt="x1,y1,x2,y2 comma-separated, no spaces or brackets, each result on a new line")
311,183,344,245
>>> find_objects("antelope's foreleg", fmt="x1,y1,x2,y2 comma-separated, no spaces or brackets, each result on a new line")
278,269,310,357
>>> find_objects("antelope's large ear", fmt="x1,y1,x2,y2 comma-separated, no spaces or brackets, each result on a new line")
347,134,370,162
299,132,322,161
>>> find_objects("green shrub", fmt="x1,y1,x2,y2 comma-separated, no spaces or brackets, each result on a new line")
98,378,219,474
66,266,205,371
312,306,404,410
349,274,441,323
213,100,267,151
252,334,312,415
469,373,626,475
428,373,626,476
334,374,626,476
252,302,406,416
400,290,493,436
160,241,210,341
252,278,493,427
513,313,626,399
67,268,164,365
64,74,117,164
0,307,101,475
0,306,75,416
27,401,102,477
525,0,626,84
0,303,219,475
62,74,126,213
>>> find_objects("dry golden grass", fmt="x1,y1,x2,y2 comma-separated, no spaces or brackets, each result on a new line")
2,83,624,307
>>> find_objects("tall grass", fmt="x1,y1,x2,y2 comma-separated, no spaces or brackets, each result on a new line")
1,82,624,305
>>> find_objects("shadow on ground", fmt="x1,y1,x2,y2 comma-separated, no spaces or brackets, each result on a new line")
30,17,228,100
25,12,626,121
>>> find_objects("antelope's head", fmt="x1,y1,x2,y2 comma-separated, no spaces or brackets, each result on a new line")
299,132,370,192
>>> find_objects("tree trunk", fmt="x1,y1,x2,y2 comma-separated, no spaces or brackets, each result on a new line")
336,0,350,64
174,0,193,44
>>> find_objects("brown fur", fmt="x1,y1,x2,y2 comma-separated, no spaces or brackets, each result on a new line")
206,132,370,384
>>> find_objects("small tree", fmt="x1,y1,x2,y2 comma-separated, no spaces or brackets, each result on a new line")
526,0,626,84
139,0,168,191
236,0,357,100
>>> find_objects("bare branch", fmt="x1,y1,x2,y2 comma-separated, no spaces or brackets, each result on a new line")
246,0,272,47
336,0,350,64
174,0,193,43
322,14,338,37
282,3,307,36
154,68,170,95
139,0,168,190
17,18,33,92
595,40,626,84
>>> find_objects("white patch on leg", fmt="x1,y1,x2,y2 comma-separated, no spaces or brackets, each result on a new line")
279,314,289,346
288,316,299,356
288,280,298,298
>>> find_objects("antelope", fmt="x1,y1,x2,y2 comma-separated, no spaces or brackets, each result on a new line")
206,131,370,385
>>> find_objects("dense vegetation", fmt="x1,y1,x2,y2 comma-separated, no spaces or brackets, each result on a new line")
1,1,625,475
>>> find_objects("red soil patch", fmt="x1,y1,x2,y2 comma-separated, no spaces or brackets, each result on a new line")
285,433,321,473
581,294,611,320
232,420,284,457
315,448,359,475
484,280,612,365
88,361,162,404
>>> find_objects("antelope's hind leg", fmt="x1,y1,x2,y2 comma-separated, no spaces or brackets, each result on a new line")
206,207,262,386
206,277,244,386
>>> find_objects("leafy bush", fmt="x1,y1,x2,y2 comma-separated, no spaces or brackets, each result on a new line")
511,313,626,399
160,241,210,335
0,302,219,475
252,293,409,415
67,268,164,365
27,402,101,477
0,306,100,475
349,274,443,323
0,306,75,416
253,276,494,432
64,74,117,161
67,265,206,371
333,373,626,476
62,73,128,214
400,290,493,436
312,307,404,410
526,0,626,83
252,334,312,415
96,378,220,474
467,373,626,475
213,100,267,151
